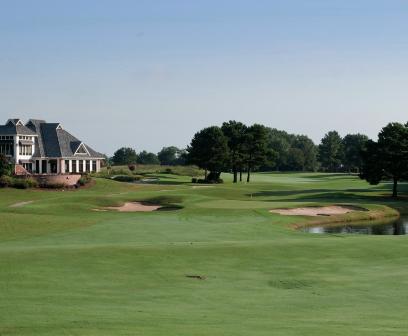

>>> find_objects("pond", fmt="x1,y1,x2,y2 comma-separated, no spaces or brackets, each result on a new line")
302,215,408,235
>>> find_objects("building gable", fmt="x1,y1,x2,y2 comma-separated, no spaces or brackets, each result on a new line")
74,143,90,156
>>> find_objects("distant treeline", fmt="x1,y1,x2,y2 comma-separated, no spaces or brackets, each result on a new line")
108,146,187,167
108,121,369,179
107,120,408,196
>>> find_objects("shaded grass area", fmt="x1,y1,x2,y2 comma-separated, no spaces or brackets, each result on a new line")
0,173,407,335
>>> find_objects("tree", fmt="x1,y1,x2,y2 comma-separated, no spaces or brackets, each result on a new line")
137,151,160,165
262,129,317,172
157,146,186,165
292,135,318,171
318,131,344,172
187,126,229,181
243,124,269,182
221,121,247,183
265,128,292,170
0,154,11,177
286,148,305,171
360,123,408,197
111,147,137,165
342,133,369,173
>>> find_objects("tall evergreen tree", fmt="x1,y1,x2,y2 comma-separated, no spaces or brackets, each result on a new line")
221,121,247,183
187,126,229,182
360,122,408,197
243,124,269,182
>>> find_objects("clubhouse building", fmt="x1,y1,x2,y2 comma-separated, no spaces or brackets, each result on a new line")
0,119,104,175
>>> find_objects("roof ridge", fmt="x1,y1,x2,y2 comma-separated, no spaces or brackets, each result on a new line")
55,126,62,157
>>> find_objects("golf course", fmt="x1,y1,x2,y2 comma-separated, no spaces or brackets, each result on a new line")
1,172,407,335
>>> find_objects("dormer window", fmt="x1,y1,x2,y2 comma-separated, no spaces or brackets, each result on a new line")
74,143,90,156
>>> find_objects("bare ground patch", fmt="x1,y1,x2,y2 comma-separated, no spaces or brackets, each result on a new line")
270,205,367,217
9,201,34,208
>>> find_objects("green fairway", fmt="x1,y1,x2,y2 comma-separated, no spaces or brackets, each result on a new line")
0,173,407,335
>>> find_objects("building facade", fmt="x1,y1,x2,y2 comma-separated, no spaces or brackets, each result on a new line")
0,119,104,174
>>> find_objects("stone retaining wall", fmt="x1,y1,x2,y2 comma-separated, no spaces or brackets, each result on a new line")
33,174,81,186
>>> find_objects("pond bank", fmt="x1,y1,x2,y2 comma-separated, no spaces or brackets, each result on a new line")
292,205,401,230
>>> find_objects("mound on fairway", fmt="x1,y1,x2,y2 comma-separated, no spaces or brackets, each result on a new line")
270,205,366,217
102,202,162,212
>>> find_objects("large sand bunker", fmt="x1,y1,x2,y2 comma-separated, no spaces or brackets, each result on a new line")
270,205,363,217
99,202,162,212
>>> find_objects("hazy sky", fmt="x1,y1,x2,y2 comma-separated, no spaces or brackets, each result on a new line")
1,0,408,154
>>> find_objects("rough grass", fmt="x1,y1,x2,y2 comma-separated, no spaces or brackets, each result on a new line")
0,172,407,335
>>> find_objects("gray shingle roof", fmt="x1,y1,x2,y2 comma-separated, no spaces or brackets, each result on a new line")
26,120,46,156
37,122,103,158
0,119,37,136
1,119,103,159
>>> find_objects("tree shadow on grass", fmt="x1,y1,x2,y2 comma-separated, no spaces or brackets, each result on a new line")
139,174,192,186
300,173,355,179
142,180,191,186
247,186,387,198
247,189,333,197
261,191,404,206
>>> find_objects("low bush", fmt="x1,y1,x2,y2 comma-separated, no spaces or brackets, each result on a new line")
12,178,30,189
193,177,223,184
161,168,173,174
78,174,92,186
25,177,38,188
112,175,143,183
40,182,67,189
0,175,14,188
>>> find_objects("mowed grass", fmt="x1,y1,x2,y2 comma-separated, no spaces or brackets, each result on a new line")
0,173,407,336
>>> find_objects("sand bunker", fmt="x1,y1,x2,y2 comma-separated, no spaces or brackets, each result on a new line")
102,202,162,212
270,205,361,217
9,201,34,208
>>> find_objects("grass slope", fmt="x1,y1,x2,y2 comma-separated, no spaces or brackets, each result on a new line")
0,173,407,336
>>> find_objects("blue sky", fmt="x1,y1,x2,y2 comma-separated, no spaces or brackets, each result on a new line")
1,0,408,154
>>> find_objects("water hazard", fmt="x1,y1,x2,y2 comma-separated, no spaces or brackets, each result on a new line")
302,216,408,235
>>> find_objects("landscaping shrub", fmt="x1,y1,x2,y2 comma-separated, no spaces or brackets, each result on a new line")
191,178,197,183
25,177,38,188
1,176,37,189
12,178,30,189
128,164,136,171
112,175,142,183
40,182,67,189
0,175,13,188
162,168,173,174
78,174,92,186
